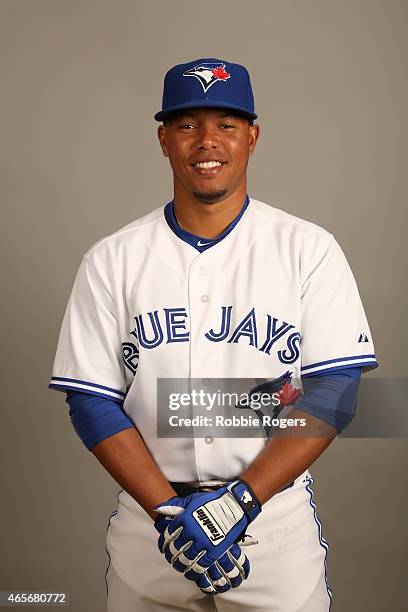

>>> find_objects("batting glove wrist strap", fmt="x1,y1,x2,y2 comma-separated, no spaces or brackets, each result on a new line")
228,479,261,523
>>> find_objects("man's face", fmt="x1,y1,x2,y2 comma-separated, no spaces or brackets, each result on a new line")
157,107,260,203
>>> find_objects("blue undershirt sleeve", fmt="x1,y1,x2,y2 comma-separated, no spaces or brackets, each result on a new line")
296,366,362,432
65,391,134,451
66,368,361,448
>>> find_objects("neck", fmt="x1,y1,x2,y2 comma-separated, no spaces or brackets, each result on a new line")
173,186,248,239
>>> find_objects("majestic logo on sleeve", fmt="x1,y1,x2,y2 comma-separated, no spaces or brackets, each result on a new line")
183,62,231,93
358,333,369,343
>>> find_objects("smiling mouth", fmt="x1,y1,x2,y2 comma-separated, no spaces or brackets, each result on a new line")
190,161,227,178
191,161,226,169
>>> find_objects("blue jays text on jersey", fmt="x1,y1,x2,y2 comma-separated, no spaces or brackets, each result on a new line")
122,305,301,378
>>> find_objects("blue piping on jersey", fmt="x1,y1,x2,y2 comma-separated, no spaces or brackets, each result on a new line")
301,365,362,378
49,383,124,403
301,355,377,374
305,475,333,610
164,194,250,252
49,376,126,401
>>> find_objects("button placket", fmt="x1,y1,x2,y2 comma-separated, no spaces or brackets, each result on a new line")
187,255,217,480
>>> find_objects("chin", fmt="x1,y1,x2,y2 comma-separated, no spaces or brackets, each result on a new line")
192,189,228,204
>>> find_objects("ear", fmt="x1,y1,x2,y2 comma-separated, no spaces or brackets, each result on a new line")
248,123,260,157
157,125,169,158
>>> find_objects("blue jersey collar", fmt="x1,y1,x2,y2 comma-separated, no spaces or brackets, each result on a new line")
164,195,250,252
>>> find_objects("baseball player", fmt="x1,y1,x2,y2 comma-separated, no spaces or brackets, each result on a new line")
49,58,378,611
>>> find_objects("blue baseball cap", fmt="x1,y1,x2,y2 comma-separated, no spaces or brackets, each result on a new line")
154,58,257,122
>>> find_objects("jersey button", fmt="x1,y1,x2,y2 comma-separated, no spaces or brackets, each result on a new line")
199,267,208,276
201,294,209,303
204,437,213,445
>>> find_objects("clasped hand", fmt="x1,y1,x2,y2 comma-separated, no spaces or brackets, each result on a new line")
154,480,261,595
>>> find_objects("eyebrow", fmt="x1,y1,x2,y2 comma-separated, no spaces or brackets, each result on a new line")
218,112,238,118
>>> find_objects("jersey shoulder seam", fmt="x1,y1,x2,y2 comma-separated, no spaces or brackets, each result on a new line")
83,205,166,259
250,198,333,238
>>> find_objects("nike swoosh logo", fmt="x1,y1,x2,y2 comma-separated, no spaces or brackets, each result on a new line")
197,240,213,247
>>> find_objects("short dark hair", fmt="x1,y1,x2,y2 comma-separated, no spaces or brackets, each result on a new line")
163,108,254,126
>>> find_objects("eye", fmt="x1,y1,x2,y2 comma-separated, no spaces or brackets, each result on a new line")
177,123,196,130
220,123,235,129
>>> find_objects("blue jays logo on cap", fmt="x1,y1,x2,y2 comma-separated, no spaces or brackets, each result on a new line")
182,62,231,93
154,57,257,122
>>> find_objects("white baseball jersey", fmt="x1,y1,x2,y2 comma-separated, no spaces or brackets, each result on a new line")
49,197,377,482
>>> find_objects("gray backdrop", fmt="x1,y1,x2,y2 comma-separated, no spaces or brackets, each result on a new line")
1,1,407,610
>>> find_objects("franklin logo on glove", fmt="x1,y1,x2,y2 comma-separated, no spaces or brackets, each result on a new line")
193,508,225,543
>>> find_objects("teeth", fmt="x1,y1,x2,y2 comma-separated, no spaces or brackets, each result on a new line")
194,161,222,169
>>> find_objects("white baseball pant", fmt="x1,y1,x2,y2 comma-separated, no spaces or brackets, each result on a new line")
105,472,332,612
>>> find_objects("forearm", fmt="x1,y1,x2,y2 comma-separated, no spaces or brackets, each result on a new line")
240,408,337,505
92,427,176,520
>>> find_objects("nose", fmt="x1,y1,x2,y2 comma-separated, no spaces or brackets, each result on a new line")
197,123,219,149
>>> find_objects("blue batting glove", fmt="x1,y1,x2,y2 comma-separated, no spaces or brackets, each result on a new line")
153,480,261,585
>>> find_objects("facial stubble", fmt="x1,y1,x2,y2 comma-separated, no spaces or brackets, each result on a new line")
191,189,229,204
